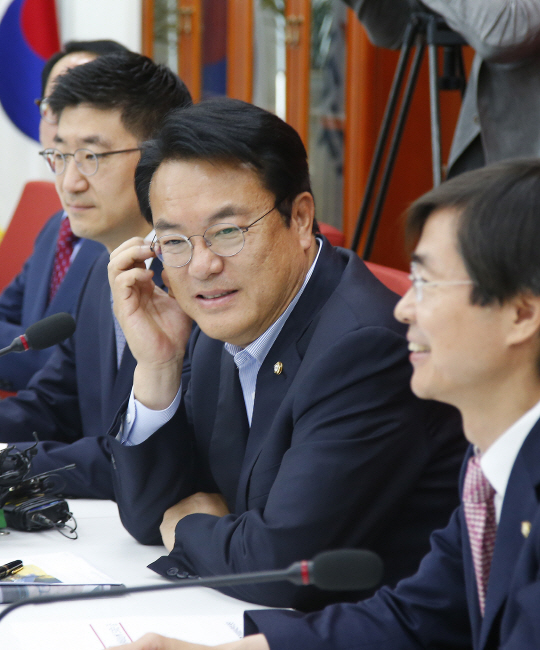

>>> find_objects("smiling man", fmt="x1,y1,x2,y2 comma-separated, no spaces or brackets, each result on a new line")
107,98,464,610
116,159,540,650
0,53,192,499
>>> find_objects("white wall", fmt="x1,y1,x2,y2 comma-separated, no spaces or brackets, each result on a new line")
0,0,142,232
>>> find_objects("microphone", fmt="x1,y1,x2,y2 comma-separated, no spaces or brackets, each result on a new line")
0,549,383,623
0,313,76,357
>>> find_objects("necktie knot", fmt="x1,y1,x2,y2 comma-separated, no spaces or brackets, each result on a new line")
463,455,495,504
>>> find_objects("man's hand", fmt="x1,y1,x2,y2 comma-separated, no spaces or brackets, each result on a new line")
108,238,192,409
160,492,230,551
113,632,270,650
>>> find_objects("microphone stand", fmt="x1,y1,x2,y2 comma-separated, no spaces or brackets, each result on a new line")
0,563,310,623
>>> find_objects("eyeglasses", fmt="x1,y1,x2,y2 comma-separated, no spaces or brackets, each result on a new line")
151,205,277,268
39,147,141,177
34,97,57,124
409,262,473,301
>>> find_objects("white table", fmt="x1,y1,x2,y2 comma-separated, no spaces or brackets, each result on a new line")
0,499,268,648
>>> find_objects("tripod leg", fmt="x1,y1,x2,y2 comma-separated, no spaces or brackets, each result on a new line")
350,18,419,252
428,42,442,186
363,42,425,260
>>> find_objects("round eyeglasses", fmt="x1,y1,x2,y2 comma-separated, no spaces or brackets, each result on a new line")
151,206,277,268
34,97,57,124
39,147,141,177
409,262,473,301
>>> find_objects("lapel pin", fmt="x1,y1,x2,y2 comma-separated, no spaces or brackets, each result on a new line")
521,521,531,538
273,361,283,375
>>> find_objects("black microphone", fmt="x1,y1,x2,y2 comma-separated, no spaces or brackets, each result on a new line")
0,549,383,623
0,313,76,357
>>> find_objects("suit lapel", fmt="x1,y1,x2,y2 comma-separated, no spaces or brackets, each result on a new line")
479,420,540,648
47,239,105,316
235,240,347,510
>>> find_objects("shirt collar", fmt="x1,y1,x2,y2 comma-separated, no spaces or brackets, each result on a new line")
481,397,540,501
225,237,323,364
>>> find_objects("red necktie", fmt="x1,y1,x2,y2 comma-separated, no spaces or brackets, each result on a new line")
463,454,497,615
49,219,79,302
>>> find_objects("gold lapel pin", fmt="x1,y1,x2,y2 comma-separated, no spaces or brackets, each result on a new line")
273,361,283,375
521,521,531,538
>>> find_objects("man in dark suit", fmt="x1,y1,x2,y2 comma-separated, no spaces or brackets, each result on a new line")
108,98,465,610
0,53,192,500
123,159,540,649
0,41,129,391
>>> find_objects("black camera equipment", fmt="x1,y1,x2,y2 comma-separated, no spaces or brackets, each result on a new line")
351,11,467,260
0,437,77,538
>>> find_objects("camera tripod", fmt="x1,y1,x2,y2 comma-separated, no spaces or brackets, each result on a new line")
350,12,466,259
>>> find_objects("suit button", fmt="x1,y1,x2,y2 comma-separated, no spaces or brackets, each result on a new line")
166,567,179,576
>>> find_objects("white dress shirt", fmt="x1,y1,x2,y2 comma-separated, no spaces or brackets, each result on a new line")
481,398,540,523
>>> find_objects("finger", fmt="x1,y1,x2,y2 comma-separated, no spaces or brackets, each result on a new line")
108,244,155,286
109,236,150,260
111,266,155,303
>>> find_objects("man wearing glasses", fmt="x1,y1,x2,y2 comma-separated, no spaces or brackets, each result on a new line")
118,159,540,650
107,98,465,610
0,53,192,500
0,41,128,392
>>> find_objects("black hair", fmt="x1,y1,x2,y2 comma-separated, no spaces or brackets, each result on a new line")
41,39,130,96
406,158,540,306
135,97,317,232
48,52,192,142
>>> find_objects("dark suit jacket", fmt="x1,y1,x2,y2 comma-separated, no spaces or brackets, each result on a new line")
0,211,104,390
0,252,163,500
246,420,540,648
110,241,465,609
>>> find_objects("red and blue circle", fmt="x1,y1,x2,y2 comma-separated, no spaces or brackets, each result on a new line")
0,0,60,141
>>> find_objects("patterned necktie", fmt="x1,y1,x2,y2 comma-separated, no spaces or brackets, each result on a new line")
49,219,79,301
463,454,497,615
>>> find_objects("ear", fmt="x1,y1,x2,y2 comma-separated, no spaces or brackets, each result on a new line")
506,294,540,347
290,192,316,251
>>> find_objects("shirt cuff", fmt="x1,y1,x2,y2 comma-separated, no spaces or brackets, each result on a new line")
119,384,182,446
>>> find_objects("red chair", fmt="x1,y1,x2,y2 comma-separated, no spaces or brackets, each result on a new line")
365,261,411,296
0,181,61,293
318,222,410,296
318,222,345,247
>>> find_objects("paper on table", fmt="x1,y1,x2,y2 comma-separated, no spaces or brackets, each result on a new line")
3,614,244,649
0,552,119,584
0,552,122,603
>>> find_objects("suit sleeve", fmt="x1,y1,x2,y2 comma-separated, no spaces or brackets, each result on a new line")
17,437,114,500
0,216,61,391
245,508,471,650
0,333,116,500
0,256,54,391
0,336,82,443
111,323,462,608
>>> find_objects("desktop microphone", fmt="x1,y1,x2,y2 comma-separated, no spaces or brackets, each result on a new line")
0,312,76,357
0,549,383,623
